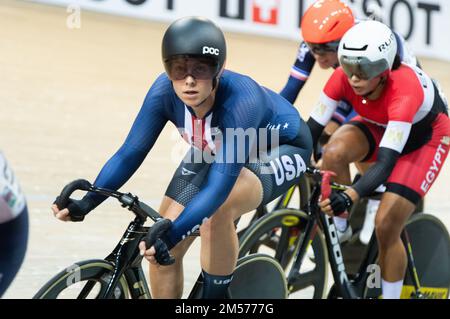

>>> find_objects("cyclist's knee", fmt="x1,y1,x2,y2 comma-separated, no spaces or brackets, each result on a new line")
200,207,236,239
224,167,263,214
322,139,350,165
323,124,369,164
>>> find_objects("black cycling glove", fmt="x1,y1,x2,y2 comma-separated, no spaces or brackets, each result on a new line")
153,238,175,266
54,196,96,222
329,191,353,216
141,218,175,266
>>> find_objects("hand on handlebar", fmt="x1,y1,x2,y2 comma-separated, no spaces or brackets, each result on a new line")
52,179,95,222
51,179,175,265
139,238,173,266
51,204,72,222
138,218,175,266
52,198,94,222
319,190,357,218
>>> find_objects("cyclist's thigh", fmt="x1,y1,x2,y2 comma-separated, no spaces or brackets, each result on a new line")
164,147,211,211
0,207,28,297
245,143,310,207
386,113,450,207
327,117,382,163
215,167,263,221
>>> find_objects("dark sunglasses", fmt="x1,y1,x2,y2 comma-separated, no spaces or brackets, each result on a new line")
164,56,219,81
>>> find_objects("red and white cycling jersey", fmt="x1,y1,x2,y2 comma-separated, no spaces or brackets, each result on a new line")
311,63,447,154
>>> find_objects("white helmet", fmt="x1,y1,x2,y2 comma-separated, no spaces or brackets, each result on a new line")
338,20,397,80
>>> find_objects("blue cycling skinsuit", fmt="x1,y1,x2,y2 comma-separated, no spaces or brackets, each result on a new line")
0,152,28,297
82,70,312,249
280,30,418,125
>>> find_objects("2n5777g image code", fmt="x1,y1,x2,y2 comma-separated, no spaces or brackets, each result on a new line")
174,302,275,317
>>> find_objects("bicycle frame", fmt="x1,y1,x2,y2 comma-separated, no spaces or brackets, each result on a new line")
105,219,151,298
80,217,205,299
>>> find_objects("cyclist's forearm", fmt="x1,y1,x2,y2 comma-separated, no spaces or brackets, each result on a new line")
352,147,400,198
307,117,325,148
279,76,305,104
83,144,148,209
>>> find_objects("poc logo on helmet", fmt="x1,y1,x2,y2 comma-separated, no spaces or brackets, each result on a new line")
202,46,220,56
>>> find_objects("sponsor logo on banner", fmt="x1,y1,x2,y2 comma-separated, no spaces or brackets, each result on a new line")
252,0,279,25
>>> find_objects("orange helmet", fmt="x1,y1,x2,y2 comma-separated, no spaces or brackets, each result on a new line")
301,0,355,44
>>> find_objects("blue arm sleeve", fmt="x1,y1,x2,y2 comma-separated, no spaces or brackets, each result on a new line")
166,168,237,248
280,76,306,104
279,43,315,104
84,78,169,207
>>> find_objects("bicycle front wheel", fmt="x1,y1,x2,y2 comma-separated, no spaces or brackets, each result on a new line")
238,209,328,299
33,259,130,299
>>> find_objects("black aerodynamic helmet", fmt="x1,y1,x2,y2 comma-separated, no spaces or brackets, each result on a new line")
162,16,227,80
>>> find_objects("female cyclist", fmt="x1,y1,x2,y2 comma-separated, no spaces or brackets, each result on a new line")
307,20,449,299
52,16,313,299
281,0,419,242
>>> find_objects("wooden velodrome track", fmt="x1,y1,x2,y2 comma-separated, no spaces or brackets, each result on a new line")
1,0,449,298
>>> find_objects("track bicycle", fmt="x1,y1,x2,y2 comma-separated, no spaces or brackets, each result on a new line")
238,167,450,299
33,179,288,299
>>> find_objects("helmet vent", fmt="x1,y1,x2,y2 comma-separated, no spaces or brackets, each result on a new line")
328,21,339,33
342,44,368,51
